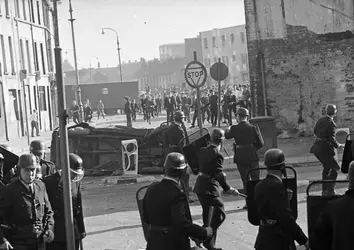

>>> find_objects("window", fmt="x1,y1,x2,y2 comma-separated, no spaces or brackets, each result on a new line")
22,0,27,20
0,36,7,73
15,0,21,18
33,86,37,109
241,53,248,69
5,0,9,17
8,90,19,121
240,32,245,44
20,39,25,70
30,0,35,22
39,86,47,111
42,2,47,27
40,43,46,74
33,42,39,71
212,37,216,47
26,40,32,73
204,58,211,68
230,33,235,44
222,56,229,66
232,55,237,63
242,73,249,83
221,35,226,47
8,37,15,74
203,38,208,49
36,1,41,25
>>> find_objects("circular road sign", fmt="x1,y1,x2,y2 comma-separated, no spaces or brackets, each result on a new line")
184,61,207,89
210,62,229,81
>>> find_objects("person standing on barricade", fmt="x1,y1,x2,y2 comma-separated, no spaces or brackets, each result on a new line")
225,107,263,209
142,152,213,250
30,140,56,179
310,104,344,195
0,154,54,250
43,153,86,250
166,111,193,202
254,149,309,250
164,92,176,125
194,128,240,250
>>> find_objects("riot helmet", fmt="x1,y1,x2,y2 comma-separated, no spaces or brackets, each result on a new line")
326,104,337,116
237,108,249,118
17,154,39,184
30,140,46,159
164,152,187,178
69,153,84,182
211,128,225,144
264,148,286,172
174,110,185,123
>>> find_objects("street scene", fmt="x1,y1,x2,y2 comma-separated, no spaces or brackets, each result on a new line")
1,0,354,250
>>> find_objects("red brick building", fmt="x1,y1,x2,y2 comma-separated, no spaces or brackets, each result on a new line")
244,0,354,133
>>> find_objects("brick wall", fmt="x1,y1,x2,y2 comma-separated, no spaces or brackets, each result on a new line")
245,0,354,133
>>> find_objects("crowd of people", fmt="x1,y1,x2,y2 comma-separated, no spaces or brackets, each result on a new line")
0,141,85,250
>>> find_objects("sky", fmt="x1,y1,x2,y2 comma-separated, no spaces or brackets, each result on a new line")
56,0,246,69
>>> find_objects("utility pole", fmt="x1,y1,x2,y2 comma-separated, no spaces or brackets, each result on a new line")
52,1,76,250
68,0,83,121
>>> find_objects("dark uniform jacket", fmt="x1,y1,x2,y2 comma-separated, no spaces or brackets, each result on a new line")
209,95,218,109
166,122,188,153
254,175,307,249
310,115,339,156
194,145,231,197
0,178,54,245
142,178,208,250
124,101,132,114
43,173,85,242
40,159,56,177
225,121,264,165
314,189,354,250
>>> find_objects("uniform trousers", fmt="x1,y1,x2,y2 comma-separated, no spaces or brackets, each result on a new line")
314,152,340,194
46,240,80,250
197,194,225,249
210,107,218,125
237,161,260,194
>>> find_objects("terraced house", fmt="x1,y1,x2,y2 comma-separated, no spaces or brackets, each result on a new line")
0,0,56,141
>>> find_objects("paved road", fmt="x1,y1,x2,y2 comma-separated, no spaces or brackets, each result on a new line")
80,164,348,250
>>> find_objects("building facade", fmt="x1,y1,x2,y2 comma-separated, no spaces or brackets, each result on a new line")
0,0,55,141
200,25,249,87
159,43,185,61
184,36,202,61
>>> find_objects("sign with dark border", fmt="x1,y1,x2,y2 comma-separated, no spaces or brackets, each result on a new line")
184,61,207,89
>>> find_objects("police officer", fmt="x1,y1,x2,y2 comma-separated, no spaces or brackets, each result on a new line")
310,104,344,195
0,154,54,250
43,153,86,250
194,128,239,250
254,149,309,250
225,107,264,209
166,110,193,201
142,152,213,250
30,140,56,179
314,160,354,250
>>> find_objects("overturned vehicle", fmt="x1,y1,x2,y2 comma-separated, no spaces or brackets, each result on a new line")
50,123,173,176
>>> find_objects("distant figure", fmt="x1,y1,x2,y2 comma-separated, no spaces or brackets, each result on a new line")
131,99,138,122
97,100,105,120
124,96,132,128
30,109,39,137
71,100,80,124
84,102,93,123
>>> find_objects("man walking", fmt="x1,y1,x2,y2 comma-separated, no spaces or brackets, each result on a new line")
30,109,39,137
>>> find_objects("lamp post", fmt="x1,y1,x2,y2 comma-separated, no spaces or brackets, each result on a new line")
68,0,83,122
52,1,76,250
101,28,123,81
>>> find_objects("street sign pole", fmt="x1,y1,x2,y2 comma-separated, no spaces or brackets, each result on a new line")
193,52,203,136
53,1,76,250
217,58,221,128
